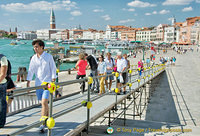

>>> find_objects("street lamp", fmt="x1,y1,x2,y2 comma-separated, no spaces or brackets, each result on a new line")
143,46,145,61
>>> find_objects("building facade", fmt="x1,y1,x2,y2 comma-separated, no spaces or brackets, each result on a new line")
17,31,37,40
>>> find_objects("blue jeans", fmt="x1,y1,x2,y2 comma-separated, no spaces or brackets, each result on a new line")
0,83,7,128
91,69,99,91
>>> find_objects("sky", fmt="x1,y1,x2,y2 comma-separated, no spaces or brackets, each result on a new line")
0,0,200,31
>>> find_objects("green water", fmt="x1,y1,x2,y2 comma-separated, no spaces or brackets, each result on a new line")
0,39,104,81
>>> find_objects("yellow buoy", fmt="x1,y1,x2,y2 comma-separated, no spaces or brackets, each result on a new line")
56,69,59,73
88,76,93,85
87,101,92,109
47,82,56,93
129,70,132,74
137,79,140,83
41,82,48,90
129,83,132,87
115,72,119,77
115,88,119,93
143,76,146,79
40,116,48,122
46,117,55,129
6,96,8,102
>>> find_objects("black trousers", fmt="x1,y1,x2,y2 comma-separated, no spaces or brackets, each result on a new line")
76,75,86,92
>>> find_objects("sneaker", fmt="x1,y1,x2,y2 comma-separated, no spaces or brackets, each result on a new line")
39,125,45,133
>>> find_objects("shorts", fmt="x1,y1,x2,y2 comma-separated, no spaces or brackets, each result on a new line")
106,72,114,80
36,89,49,101
117,72,127,84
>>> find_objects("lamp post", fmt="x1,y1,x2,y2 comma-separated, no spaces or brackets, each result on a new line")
143,46,145,61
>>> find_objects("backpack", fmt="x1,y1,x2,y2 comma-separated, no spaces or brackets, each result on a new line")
0,54,11,77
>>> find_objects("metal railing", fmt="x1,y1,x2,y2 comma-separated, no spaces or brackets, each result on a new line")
6,63,166,136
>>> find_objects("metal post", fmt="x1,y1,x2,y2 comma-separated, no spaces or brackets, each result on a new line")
48,93,53,136
108,110,111,127
87,82,91,134
124,99,126,126
115,75,118,111
143,47,145,61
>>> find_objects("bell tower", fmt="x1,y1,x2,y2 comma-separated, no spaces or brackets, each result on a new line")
50,8,56,29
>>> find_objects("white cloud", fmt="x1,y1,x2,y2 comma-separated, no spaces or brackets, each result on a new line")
145,13,151,16
182,6,193,12
152,11,157,14
70,10,82,16
119,19,135,23
134,13,138,16
101,15,111,21
159,9,170,14
0,0,77,13
127,0,156,8
122,8,135,11
93,9,104,12
162,0,193,5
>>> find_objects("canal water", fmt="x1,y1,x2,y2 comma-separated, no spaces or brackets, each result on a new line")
0,39,105,81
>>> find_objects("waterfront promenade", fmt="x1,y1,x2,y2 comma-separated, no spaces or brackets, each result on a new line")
2,46,200,136
88,46,200,135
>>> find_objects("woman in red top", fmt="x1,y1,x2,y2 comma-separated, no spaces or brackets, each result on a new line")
75,53,88,94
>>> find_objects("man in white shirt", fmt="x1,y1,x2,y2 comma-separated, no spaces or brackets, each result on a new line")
116,52,127,94
0,54,8,128
27,40,57,132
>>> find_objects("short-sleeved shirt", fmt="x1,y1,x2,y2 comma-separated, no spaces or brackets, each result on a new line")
105,58,115,73
0,56,8,84
98,61,107,74
117,58,126,72
138,61,143,68
77,60,88,75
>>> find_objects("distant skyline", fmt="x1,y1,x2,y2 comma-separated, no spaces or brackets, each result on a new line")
0,0,199,31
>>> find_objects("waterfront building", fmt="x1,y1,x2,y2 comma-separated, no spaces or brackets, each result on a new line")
51,31,62,40
136,28,151,42
121,30,136,41
150,28,157,42
17,31,37,40
36,29,58,40
0,30,8,37
164,26,180,43
190,20,200,44
50,8,56,29
105,25,132,40
82,30,95,40
156,24,168,42
61,30,69,40
69,29,85,40
179,16,200,44
94,31,105,40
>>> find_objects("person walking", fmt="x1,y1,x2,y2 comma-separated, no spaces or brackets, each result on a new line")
6,60,16,113
84,53,99,93
97,55,107,95
74,53,88,94
27,39,57,132
105,52,115,92
123,53,130,93
0,54,8,128
116,52,127,94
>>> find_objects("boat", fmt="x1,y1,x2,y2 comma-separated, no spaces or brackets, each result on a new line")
62,40,77,45
10,40,17,45
46,41,54,45
68,45,96,56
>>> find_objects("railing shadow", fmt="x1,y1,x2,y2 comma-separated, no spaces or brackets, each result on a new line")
145,71,180,124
